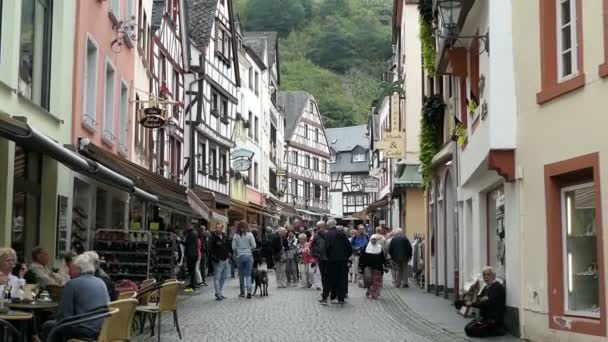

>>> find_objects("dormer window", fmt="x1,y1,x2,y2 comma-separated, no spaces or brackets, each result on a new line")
353,150,366,163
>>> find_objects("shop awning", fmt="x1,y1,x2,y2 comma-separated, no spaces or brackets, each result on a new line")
211,212,228,223
296,208,322,217
230,199,264,215
79,142,207,218
0,112,159,202
266,197,299,218
186,189,210,220
367,194,390,212
394,164,423,188
193,185,231,209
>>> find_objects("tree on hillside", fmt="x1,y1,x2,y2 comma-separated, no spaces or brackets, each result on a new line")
242,0,312,36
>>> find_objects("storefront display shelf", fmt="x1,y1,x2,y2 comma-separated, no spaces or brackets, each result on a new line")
93,229,152,282
151,231,177,281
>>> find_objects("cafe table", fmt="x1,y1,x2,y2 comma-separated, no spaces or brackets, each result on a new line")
0,309,33,342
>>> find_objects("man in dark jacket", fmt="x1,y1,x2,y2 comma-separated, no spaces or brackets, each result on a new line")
320,219,352,306
311,221,327,293
464,267,506,337
183,225,199,292
388,228,413,288
208,222,231,301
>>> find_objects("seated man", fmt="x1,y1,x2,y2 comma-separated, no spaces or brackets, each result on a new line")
464,266,506,338
42,253,110,342
83,251,117,301
29,246,68,289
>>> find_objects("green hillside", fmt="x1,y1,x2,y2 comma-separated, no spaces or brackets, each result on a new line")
236,0,393,127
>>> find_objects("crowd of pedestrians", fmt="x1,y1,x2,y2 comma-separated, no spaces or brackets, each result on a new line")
179,218,418,308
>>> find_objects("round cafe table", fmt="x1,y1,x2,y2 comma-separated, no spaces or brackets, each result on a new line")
0,310,33,342
8,301,58,311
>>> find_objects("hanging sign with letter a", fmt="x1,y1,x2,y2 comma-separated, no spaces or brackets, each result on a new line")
139,107,167,129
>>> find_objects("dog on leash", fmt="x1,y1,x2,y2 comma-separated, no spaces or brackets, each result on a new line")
253,269,269,297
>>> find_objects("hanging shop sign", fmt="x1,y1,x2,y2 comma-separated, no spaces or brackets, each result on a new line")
377,95,405,159
139,107,167,129
364,177,380,193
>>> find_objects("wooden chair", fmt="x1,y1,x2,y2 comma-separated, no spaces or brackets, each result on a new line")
47,284,64,303
136,281,184,342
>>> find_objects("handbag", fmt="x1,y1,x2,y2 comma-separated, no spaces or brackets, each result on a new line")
363,266,373,288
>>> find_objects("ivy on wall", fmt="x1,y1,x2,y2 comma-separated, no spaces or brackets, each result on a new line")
419,94,445,187
419,17,436,76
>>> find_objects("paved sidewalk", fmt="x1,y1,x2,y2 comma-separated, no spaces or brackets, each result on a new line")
385,283,522,342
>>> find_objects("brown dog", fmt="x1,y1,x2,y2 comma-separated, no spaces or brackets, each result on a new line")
253,269,269,297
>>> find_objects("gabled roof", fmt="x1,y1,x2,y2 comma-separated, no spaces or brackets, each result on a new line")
243,32,280,84
326,125,369,152
242,37,267,70
186,0,220,49
277,91,311,138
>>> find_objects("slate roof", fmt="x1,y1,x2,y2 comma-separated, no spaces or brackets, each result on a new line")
244,32,280,83
186,0,220,48
330,152,370,173
242,37,267,69
277,91,311,138
325,125,369,152
151,0,166,31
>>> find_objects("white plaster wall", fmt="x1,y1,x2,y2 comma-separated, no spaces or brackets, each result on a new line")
403,4,422,163
329,191,343,218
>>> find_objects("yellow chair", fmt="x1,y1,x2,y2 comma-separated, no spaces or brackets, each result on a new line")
67,308,120,342
136,281,184,342
101,299,138,342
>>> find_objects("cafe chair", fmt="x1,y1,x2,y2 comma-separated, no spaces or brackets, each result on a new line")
117,291,137,300
47,285,64,303
46,307,118,342
0,318,21,340
96,299,138,342
136,280,183,342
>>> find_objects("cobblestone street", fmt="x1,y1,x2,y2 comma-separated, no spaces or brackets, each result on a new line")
133,273,473,342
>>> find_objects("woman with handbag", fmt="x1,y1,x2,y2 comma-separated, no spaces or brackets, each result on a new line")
358,234,387,299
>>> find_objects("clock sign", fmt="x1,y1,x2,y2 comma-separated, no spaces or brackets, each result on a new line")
232,158,252,171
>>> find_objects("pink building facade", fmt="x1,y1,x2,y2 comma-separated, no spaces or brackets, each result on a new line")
72,0,135,156
69,0,137,249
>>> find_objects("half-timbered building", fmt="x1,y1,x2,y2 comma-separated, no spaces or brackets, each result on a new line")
185,0,240,215
325,125,371,223
278,91,330,224
148,0,188,182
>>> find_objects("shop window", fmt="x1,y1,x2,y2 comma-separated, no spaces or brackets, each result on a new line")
486,187,506,281
18,0,53,109
12,147,42,261
83,36,98,130
545,152,605,336
561,183,599,316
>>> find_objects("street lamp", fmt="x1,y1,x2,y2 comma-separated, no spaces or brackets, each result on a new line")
435,0,489,54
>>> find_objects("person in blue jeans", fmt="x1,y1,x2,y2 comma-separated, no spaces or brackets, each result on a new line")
208,222,231,301
232,220,257,298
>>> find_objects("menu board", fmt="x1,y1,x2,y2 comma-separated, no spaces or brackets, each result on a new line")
56,195,69,258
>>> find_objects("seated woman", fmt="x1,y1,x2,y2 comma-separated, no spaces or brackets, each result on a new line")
463,266,506,338
0,247,26,299
42,253,110,342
